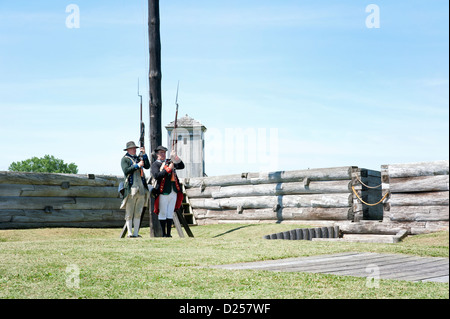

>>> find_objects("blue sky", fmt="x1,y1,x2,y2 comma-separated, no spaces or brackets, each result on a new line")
0,0,448,177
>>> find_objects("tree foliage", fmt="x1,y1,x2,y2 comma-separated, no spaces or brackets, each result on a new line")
8,155,78,174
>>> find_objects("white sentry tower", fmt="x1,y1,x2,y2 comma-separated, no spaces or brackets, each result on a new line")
166,114,207,179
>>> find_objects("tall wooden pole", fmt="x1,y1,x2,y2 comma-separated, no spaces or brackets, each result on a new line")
148,0,162,152
148,0,163,237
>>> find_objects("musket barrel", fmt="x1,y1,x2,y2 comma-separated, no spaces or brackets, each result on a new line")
172,81,180,149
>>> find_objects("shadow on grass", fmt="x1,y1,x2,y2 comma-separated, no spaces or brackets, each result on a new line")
212,225,257,238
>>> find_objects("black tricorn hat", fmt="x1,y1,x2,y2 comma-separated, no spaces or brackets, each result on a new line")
154,145,168,152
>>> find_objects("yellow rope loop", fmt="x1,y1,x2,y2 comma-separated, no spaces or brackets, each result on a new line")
353,174,383,189
352,186,389,207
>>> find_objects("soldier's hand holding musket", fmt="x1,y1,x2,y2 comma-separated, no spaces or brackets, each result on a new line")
138,146,146,168
170,149,181,164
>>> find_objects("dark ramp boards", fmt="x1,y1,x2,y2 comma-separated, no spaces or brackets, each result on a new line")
212,252,449,283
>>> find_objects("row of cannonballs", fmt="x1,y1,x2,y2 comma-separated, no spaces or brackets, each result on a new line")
263,226,341,241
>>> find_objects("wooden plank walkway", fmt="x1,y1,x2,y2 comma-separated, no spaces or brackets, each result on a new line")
211,252,449,283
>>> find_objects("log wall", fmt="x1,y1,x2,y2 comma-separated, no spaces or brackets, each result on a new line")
1,160,447,234
381,160,449,234
0,171,135,229
183,166,380,225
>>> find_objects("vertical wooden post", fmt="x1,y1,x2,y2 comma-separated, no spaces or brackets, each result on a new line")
149,196,162,237
148,0,162,151
148,0,163,237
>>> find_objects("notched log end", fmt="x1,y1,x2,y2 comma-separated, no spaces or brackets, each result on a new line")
44,206,53,213
61,182,70,189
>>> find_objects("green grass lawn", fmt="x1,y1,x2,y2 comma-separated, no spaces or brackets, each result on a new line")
0,224,448,299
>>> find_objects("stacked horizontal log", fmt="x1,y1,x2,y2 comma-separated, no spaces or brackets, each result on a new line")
0,171,134,229
183,167,358,224
381,160,449,234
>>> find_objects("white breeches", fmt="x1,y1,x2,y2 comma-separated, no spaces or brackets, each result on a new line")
158,191,177,220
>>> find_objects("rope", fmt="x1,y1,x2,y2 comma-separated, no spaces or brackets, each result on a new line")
352,186,389,207
353,174,383,189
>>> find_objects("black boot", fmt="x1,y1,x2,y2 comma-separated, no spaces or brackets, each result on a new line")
166,219,173,237
159,220,167,237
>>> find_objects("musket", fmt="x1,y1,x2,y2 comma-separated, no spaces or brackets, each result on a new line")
172,81,180,150
170,81,180,182
138,78,144,177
